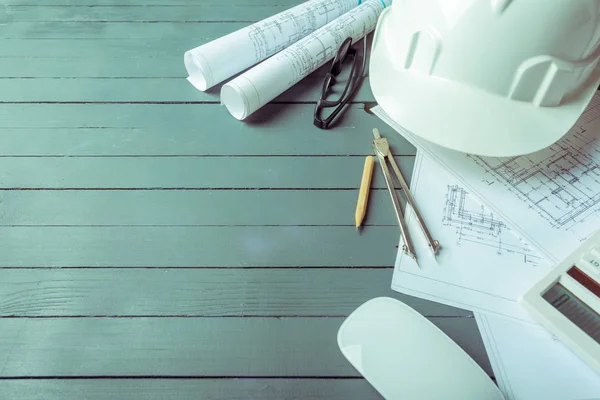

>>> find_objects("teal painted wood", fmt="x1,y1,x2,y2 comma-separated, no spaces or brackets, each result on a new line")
0,156,413,189
0,58,184,77
0,103,387,130
0,38,374,101
0,39,199,57
4,5,290,22
1,22,260,39
0,226,399,267
0,125,412,157
1,32,368,61
0,190,400,226
9,0,306,5
0,317,490,377
0,74,375,102
0,105,415,156
0,269,470,317
2,379,383,400
0,0,492,394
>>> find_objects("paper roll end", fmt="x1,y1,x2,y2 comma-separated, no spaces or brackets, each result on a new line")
184,51,209,91
221,83,248,120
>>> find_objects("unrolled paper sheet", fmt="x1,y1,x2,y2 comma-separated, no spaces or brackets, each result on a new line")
373,93,600,265
220,0,390,120
476,312,600,400
184,0,359,91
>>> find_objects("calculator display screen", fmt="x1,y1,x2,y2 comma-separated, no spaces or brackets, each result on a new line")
543,280,600,344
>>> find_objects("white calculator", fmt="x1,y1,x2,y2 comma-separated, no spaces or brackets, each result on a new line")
520,229,600,375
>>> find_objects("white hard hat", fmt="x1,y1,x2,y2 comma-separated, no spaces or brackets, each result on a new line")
370,0,600,157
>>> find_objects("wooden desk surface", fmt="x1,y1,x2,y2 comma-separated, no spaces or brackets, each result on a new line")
0,0,491,397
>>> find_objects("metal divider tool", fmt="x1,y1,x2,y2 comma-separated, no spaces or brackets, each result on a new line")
371,128,440,263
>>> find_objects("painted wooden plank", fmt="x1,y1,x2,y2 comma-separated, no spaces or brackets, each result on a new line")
0,32,369,60
0,33,370,63
0,226,399,267
0,20,372,44
1,379,384,400
0,104,408,151
4,5,289,22
0,10,374,58
0,22,254,39
0,58,184,77
8,0,305,5
0,269,470,317
0,39,202,58
0,317,491,377
0,75,375,103
0,123,410,157
0,105,414,156
0,190,401,226
0,156,412,189
0,41,370,80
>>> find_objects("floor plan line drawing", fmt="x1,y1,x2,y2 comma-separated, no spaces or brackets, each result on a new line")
184,0,358,91
220,0,388,120
442,184,542,264
467,119,600,231
581,94,600,125
247,0,348,60
372,93,600,262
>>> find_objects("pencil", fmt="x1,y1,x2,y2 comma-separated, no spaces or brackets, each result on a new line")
356,155,375,232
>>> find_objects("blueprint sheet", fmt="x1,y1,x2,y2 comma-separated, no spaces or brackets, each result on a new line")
393,152,549,322
389,152,600,398
184,0,358,91
220,0,389,120
373,93,600,264
475,312,600,400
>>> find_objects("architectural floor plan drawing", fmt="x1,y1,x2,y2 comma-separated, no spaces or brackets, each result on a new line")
220,0,389,120
375,92,600,263
468,124,600,232
392,153,549,322
442,185,539,264
184,0,359,91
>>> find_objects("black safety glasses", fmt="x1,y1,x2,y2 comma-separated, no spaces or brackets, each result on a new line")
313,36,368,129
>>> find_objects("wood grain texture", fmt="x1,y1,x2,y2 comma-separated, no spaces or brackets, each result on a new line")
0,226,399,267
1,379,384,400
7,0,306,6
0,269,470,317
0,317,491,377
0,156,412,189
0,75,375,103
0,105,414,156
1,22,249,39
0,39,197,58
0,190,399,226
0,35,374,100
0,58,183,77
0,127,411,157
4,5,289,22
0,103,391,131
0,74,377,102
0,0,491,394
1,33,371,62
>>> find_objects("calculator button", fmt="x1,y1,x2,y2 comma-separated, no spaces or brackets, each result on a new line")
590,247,600,263
581,251,600,273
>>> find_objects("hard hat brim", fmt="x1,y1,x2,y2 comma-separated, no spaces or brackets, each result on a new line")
369,9,600,157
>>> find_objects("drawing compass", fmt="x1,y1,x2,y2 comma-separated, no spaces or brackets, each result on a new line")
371,128,440,263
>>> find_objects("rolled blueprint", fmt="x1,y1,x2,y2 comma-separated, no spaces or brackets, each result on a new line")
184,0,359,91
221,0,390,120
